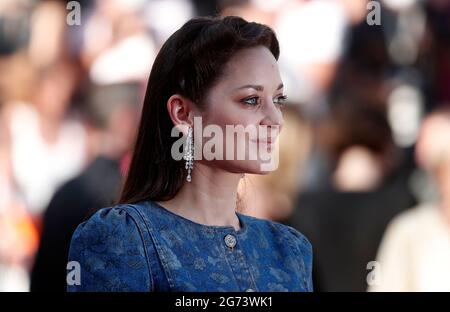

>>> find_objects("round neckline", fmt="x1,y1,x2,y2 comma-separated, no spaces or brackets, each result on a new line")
147,200,248,235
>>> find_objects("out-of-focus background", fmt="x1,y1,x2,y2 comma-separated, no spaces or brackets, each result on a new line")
0,0,449,292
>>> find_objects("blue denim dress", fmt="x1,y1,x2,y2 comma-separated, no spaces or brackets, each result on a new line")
67,200,313,292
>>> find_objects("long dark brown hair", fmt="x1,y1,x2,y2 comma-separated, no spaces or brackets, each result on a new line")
118,15,280,205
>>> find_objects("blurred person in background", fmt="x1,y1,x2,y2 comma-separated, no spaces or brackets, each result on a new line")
287,102,417,292
369,107,450,292
0,61,86,291
82,0,157,85
30,82,142,292
0,0,86,291
283,0,450,291
5,62,86,217
0,105,39,291
0,0,87,217
0,0,164,292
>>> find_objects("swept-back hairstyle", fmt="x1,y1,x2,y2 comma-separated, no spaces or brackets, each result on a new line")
119,15,279,204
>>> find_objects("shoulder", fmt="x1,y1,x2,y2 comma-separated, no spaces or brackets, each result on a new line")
240,214,314,291
68,204,152,291
71,205,145,243
382,204,439,244
240,213,313,257
395,204,438,225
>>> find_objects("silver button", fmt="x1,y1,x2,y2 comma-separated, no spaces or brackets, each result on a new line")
224,234,237,249
246,288,255,292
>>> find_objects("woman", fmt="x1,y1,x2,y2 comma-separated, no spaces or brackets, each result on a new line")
68,15,313,292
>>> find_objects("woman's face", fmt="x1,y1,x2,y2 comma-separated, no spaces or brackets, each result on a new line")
196,46,285,174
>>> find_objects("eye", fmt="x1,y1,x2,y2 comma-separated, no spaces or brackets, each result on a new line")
241,96,260,106
274,94,288,106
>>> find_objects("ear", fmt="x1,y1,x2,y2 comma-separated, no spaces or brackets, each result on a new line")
166,94,194,134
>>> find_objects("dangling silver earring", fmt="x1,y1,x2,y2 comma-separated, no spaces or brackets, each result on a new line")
183,125,194,182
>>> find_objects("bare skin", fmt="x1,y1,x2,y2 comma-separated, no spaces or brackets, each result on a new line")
157,46,285,230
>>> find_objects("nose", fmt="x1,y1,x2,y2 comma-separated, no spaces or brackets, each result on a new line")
260,99,284,134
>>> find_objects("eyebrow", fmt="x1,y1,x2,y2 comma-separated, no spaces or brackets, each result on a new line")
234,83,284,92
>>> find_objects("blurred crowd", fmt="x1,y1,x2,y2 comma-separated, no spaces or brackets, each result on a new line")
0,0,449,292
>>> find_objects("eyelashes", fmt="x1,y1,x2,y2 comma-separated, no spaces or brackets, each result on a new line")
241,94,288,107
274,95,288,105
242,96,260,106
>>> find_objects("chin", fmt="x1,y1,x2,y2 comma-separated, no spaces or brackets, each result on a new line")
224,159,279,175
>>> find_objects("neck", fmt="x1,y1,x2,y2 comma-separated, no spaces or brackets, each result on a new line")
157,162,242,230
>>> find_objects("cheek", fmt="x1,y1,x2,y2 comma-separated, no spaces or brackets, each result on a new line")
203,104,259,152
198,100,277,172
204,100,256,128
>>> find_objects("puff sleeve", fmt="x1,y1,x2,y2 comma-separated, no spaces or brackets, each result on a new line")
285,225,314,292
67,207,152,291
